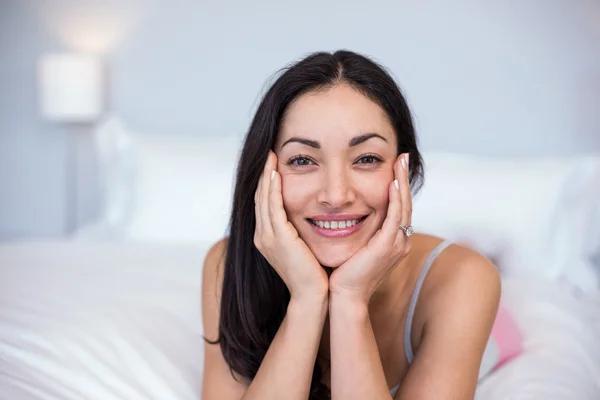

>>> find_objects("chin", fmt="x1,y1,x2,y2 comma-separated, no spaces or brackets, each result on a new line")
315,254,348,269
310,243,359,268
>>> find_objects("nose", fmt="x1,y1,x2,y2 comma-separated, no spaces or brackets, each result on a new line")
316,166,355,208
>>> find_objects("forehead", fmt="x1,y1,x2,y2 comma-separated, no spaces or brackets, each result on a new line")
277,83,396,149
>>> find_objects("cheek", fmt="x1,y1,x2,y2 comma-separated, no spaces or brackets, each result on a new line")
281,175,316,216
356,172,393,210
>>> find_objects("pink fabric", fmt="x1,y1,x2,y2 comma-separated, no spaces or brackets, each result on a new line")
490,305,523,367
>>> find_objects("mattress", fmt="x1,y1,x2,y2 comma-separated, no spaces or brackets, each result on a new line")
1,241,599,399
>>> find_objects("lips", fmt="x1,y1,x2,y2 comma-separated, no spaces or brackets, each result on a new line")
307,216,367,229
306,215,368,238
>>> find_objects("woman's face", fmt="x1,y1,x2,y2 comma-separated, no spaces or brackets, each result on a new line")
274,83,398,268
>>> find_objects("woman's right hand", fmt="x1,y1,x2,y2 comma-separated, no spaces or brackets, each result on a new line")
254,150,329,301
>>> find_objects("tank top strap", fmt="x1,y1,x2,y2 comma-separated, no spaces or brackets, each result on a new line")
403,240,453,365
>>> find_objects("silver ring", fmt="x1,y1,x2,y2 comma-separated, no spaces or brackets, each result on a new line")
399,225,413,237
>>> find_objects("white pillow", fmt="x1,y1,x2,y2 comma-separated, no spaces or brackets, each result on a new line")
123,133,243,244
76,116,137,239
412,152,600,293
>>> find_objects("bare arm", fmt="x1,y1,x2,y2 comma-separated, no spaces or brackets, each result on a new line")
329,294,393,400
242,295,328,400
201,240,329,400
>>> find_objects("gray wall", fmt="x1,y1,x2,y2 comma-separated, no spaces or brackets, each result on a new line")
0,1,70,238
1,0,600,238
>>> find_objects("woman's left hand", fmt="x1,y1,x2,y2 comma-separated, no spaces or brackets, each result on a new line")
329,153,413,304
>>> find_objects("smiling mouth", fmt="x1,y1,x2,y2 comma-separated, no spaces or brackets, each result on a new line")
307,216,368,230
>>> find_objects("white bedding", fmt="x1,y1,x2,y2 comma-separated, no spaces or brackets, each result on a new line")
476,274,600,399
0,241,206,400
1,241,599,399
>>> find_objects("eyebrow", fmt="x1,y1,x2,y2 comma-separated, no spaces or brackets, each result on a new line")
281,133,388,150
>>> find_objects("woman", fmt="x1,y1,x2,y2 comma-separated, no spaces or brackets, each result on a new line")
202,50,501,400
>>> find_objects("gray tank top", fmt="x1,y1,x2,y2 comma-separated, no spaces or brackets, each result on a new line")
390,239,453,397
404,239,453,364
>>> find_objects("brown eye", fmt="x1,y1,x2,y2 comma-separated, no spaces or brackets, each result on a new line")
288,156,315,166
356,155,382,164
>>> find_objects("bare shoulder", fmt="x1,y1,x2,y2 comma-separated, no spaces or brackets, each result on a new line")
202,237,229,340
408,234,500,296
437,243,500,298
203,238,229,292
203,237,229,277
423,241,501,323
202,237,248,399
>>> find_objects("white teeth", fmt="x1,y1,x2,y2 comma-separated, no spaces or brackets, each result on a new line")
312,218,362,229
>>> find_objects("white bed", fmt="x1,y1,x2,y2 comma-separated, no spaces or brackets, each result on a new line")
1,127,599,399
0,241,206,400
1,242,599,400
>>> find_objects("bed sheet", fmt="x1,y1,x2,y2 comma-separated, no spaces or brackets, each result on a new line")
476,273,600,399
0,240,207,400
1,241,599,399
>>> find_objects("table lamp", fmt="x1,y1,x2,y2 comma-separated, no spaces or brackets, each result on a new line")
38,53,105,233
39,53,104,123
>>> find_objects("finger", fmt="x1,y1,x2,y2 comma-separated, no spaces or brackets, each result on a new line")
381,155,404,240
260,151,277,235
399,153,412,227
254,171,263,236
268,170,289,236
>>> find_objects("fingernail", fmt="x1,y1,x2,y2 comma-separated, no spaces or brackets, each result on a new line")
394,179,399,190
271,170,276,181
401,157,407,170
405,153,409,165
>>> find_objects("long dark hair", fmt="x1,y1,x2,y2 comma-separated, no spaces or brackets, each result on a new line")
207,50,424,399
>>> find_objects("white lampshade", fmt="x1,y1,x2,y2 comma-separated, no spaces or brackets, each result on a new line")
39,54,104,122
